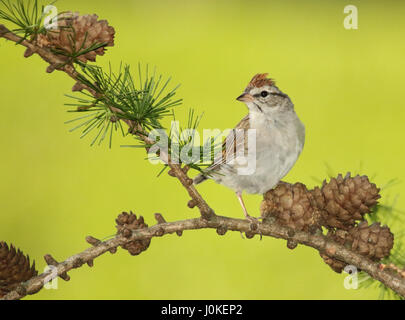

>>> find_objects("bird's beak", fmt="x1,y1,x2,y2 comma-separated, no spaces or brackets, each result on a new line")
236,93,254,102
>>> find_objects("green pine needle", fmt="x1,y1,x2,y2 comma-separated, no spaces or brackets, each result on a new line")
65,63,182,147
124,108,222,176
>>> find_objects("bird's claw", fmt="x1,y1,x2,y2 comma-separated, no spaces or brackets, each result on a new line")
246,215,262,225
244,215,263,240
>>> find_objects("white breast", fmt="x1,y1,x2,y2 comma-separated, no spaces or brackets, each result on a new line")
213,109,305,194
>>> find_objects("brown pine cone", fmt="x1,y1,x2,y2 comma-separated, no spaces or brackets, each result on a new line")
311,173,380,230
116,212,151,256
0,242,37,297
319,252,347,273
37,12,115,63
260,182,321,232
349,221,394,261
320,222,394,273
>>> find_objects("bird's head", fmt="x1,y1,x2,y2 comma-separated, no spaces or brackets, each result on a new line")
236,73,291,115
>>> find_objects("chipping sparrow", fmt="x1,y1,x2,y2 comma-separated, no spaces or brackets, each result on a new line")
194,73,305,221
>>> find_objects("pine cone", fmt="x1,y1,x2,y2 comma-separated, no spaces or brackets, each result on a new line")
260,183,321,232
311,173,380,230
320,222,394,273
116,212,151,256
0,242,37,297
37,12,115,63
349,221,394,261
320,252,347,273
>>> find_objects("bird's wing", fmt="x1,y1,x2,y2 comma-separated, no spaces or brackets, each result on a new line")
206,114,250,173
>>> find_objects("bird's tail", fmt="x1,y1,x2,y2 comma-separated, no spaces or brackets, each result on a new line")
193,174,208,185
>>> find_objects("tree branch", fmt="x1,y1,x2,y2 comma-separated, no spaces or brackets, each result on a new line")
1,214,405,300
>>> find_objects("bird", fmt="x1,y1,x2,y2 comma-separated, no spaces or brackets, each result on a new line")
193,73,305,222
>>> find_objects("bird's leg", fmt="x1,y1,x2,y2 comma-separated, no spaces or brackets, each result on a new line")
236,192,262,240
236,191,261,223
236,191,249,218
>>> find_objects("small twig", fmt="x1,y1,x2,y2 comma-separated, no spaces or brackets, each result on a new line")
86,236,101,246
43,254,70,281
380,263,405,278
154,213,166,224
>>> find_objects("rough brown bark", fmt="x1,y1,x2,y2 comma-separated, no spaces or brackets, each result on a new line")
1,215,405,300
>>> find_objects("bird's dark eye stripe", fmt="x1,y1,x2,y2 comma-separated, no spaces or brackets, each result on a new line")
253,92,287,98
253,93,266,98
271,92,288,98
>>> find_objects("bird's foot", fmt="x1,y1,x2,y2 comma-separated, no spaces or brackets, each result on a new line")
245,215,262,224
244,215,263,240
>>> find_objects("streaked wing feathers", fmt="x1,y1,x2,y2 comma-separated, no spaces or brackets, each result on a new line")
207,115,250,173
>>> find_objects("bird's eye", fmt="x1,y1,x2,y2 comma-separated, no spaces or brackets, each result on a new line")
260,91,268,97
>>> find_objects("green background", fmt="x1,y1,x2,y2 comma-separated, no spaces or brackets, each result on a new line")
1,0,404,299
